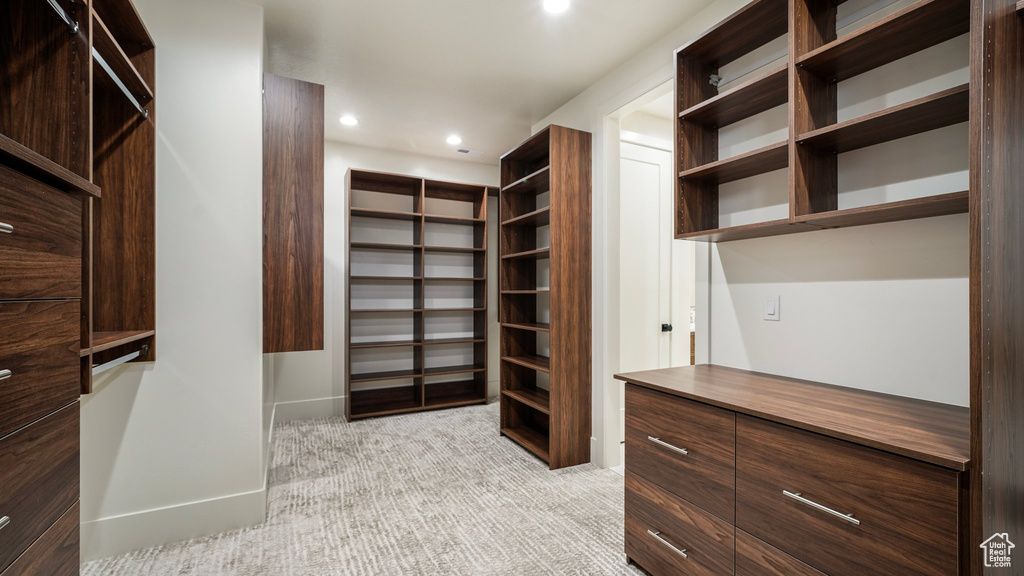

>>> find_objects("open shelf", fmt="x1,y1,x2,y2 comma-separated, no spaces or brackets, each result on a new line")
424,392,487,409
502,355,551,373
796,0,970,82
423,337,486,346
677,0,788,65
678,220,815,243
501,425,550,462
679,65,788,127
501,322,551,333
424,245,484,254
350,369,421,384
424,214,484,224
351,275,423,281
797,84,969,153
92,0,155,51
424,365,486,377
502,247,551,261
502,388,551,414
351,207,421,221
350,340,420,350
502,207,551,227
349,387,422,419
84,330,156,356
501,166,551,195
424,276,485,282
423,307,486,312
350,308,423,313
0,135,100,197
92,11,153,106
350,242,421,251
795,191,969,229
502,289,550,295
679,141,788,183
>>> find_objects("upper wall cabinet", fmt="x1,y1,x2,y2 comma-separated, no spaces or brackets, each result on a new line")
263,73,325,353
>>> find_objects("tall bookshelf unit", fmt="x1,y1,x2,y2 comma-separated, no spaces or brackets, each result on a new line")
345,169,496,420
498,125,592,470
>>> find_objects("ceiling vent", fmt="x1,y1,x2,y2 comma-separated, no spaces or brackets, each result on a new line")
457,148,484,157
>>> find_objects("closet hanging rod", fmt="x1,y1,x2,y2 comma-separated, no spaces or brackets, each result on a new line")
45,0,79,34
92,345,148,377
93,48,150,118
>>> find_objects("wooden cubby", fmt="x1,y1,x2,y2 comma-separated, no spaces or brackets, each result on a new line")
345,169,495,420
675,0,971,241
499,125,592,470
1,0,156,393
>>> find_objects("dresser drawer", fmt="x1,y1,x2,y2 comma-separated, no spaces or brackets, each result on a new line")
0,404,79,574
625,384,735,521
735,530,826,576
0,165,82,300
736,415,960,576
625,472,734,576
0,300,80,439
1,502,79,576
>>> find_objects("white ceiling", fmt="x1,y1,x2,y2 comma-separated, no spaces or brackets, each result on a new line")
251,0,712,165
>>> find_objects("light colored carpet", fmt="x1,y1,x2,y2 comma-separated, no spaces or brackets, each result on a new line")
82,402,645,575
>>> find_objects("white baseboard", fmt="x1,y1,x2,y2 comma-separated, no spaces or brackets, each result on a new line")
80,486,267,561
274,395,346,423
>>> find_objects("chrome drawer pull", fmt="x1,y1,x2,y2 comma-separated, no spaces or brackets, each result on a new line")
647,530,688,558
0,222,12,234
0,369,10,381
783,490,861,525
648,436,689,455
0,516,9,531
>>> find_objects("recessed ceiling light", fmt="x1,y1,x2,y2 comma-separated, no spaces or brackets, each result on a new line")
447,134,463,145
340,115,359,126
543,0,570,14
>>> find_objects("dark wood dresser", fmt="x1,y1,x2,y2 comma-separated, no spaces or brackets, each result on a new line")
616,365,971,576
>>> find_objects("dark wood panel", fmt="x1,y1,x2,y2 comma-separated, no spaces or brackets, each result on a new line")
796,0,970,81
614,365,970,470
625,384,736,523
0,301,79,440
0,0,91,179
736,415,960,576
970,0,1024,570
502,387,550,414
0,165,82,299
2,502,79,576
502,354,550,373
735,530,827,576
263,73,325,353
0,404,79,574
679,65,789,127
797,84,969,153
0,135,98,197
91,10,153,105
88,329,155,354
349,386,421,418
91,0,154,55
795,191,969,229
500,166,550,195
679,141,788,183
676,219,818,242
677,0,788,66
625,473,735,576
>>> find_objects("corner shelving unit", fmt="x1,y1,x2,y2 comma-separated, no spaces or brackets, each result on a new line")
499,125,592,470
345,169,495,420
674,0,971,242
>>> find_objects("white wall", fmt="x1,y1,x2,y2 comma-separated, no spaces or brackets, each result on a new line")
272,142,499,421
533,0,970,468
79,0,267,560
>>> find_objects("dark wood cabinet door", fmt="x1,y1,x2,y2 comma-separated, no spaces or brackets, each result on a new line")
1,502,79,576
263,73,324,353
735,530,826,576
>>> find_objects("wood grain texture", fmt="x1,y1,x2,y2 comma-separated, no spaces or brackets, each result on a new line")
0,300,80,440
677,0,788,66
614,365,970,470
795,190,969,228
625,384,736,522
263,73,325,353
677,219,820,242
735,530,827,576
736,415,960,576
679,65,789,127
1,502,79,576
797,83,970,152
0,165,82,299
0,404,79,574
796,0,970,81
679,141,788,183
625,473,735,576
0,0,91,180
970,0,1024,570
91,0,154,55
92,52,156,351
91,9,153,105
0,135,98,197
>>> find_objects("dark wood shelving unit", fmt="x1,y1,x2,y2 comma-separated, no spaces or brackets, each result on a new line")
346,169,490,420
499,125,592,470
675,0,973,242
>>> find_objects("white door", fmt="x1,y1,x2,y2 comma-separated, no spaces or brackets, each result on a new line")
618,142,693,452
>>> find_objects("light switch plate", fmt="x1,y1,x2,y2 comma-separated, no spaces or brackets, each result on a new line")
764,295,780,321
